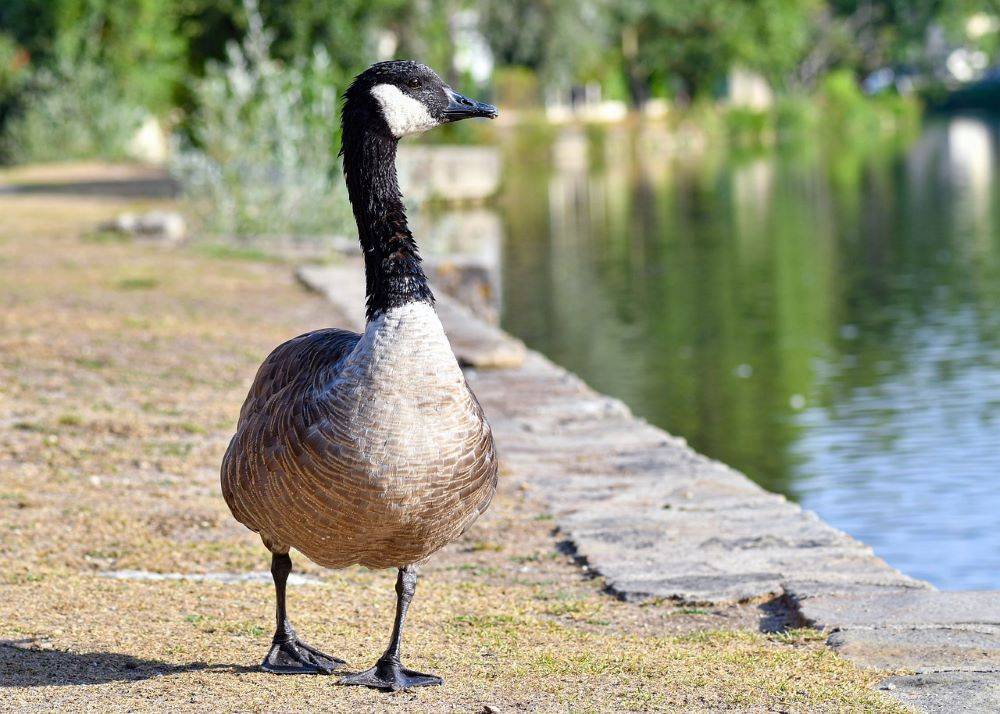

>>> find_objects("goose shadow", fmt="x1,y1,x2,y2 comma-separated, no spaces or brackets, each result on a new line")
0,639,257,687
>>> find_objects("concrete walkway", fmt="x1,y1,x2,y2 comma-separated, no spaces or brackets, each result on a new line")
299,262,1000,713
804,592,1000,712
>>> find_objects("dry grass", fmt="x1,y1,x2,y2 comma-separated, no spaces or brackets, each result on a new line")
0,166,905,712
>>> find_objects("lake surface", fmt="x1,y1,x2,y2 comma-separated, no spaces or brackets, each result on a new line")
495,116,1000,590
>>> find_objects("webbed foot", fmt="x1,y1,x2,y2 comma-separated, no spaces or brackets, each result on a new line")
337,657,442,690
261,638,346,674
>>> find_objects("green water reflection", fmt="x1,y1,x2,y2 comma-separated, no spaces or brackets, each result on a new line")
498,117,1000,588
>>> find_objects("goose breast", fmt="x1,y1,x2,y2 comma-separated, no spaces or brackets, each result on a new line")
222,303,498,569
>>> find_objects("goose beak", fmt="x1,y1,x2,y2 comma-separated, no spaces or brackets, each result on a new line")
442,88,498,122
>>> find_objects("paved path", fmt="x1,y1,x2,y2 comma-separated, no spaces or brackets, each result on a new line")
300,261,1000,713
803,592,1000,712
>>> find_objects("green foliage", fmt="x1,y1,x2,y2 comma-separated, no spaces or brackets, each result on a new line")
773,95,820,141
714,75,919,152
492,66,541,109
821,69,868,108
608,0,820,102
673,99,726,141
0,33,28,98
234,0,380,75
733,0,820,89
171,1,351,240
725,107,774,149
816,69,886,141
174,0,433,81
0,0,184,111
479,1,1000,103
0,33,29,132
602,69,630,103
479,0,609,84
826,0,1000,71
2,59,144,164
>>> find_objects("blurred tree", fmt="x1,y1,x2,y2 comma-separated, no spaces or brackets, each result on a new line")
173,0,243,75
173,0,459,84
737,0,821,90
0,31,29,132
254,0,384,73
0,0,184,111
0,33,28,97
387,0,457,84
479,0,609,86
798,0,1000,86
612,0,820,104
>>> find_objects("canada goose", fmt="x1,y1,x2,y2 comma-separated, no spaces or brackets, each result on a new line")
221,61,499,691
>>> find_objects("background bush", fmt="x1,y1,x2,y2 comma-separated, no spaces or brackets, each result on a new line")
2,60,145,164
171,1,351,241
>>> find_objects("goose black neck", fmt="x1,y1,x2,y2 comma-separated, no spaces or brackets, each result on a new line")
341,119,433,322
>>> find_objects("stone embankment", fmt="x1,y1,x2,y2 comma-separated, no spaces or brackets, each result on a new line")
299,262,1000,713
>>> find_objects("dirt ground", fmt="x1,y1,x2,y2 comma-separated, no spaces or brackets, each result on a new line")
0,165,904,712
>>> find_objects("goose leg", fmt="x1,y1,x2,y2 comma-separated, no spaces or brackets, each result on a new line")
337,565,442,690
260,552,345,674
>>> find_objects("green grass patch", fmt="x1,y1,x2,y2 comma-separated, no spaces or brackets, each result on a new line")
176,421,207,435
115,277,159,291
13,421,47,433
83,230,130,244
466,540,503,553
224,620,266,637
74,357,109,370
194,244,275,262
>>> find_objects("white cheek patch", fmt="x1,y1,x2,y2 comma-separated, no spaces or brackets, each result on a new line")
370,84,438,138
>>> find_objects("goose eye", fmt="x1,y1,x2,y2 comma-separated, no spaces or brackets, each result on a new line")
407,78,421,89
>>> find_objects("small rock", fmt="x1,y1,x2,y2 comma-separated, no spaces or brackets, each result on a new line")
99,211,187,244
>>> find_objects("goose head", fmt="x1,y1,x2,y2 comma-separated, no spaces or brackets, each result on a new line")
343,60,498,139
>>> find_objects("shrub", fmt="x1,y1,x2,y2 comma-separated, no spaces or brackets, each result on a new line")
819,70,871,126
0,33,27,99
493,66,540,109
725,107,773,149
817,70,921,147
773,95,818,143
0,33,28,139
1,59,144,164
171,0,351,243
871,91,921,140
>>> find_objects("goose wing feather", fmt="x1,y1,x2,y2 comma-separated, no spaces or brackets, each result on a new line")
222,328,360,538
235,328,361,429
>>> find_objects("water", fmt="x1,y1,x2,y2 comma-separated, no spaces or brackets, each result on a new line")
496,116,1000,590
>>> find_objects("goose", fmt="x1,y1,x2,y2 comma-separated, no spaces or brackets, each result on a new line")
221,60,499,691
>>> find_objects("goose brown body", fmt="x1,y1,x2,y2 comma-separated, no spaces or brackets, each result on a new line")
221,302,497,569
